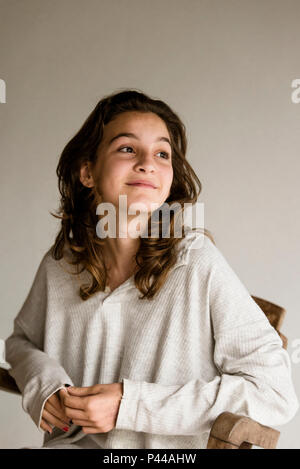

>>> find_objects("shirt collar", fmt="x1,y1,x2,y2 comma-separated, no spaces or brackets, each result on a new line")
105,228,203,298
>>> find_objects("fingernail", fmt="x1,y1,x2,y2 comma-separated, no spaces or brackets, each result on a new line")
63,426,69,432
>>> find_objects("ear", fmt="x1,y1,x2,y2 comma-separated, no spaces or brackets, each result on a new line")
79,161,94,188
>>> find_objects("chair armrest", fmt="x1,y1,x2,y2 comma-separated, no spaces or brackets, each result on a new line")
0,367,21,395
277,331,288,350
206,412,280,449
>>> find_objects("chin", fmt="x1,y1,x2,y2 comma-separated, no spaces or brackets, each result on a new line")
128,202,153,213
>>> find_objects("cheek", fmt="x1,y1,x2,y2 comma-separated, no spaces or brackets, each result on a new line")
98,162,125,189
161,167,173,193
108,160,129,180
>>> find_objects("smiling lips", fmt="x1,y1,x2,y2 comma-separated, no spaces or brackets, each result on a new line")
127,180,157,189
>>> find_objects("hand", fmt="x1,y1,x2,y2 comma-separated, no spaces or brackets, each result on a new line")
61,383,123,434
40,388,72,434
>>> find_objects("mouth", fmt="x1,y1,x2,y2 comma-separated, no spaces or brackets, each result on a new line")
126,183,156,189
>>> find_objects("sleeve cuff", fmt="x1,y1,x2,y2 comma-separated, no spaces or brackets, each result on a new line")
28,382,74,433
115,378,142,432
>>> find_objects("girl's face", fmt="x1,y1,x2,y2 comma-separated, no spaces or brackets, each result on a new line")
87,111,174,215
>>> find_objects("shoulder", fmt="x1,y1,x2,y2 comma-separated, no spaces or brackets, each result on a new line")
177,229,245,289
35,243,78,281
176,228,223,270
35,245,58,273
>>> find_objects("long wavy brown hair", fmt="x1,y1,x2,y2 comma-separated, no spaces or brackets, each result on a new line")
50,88,215,301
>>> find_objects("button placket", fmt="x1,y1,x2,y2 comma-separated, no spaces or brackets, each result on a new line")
102,301,122,315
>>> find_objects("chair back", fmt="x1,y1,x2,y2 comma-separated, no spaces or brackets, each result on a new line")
251,296,288,349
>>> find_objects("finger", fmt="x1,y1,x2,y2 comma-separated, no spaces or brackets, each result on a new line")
58,388,69,398
58,388,69,406
62,407,89,421
58,389,71,409
49,390,68,415
72,418,95,427
42,408,71,432
61,393,87,410
57,389,74,419
82,426,102,434
44,393,65,419
40,418,54,434
67,386,99,395
45,400,71,426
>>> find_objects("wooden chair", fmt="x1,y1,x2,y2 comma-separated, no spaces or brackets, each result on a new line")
0,296,288,449
207,295,287,449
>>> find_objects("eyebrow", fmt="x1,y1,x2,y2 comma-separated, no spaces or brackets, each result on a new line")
108,132,172,147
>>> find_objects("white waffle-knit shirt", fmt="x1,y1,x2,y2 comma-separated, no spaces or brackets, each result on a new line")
5,229,299,449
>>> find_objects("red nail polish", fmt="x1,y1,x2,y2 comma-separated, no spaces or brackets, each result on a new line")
63,426,69,432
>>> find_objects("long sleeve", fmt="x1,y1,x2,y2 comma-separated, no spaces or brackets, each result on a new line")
5,253,74,433
115,241,299,436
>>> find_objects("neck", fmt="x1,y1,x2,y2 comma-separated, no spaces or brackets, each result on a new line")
101,236,140,275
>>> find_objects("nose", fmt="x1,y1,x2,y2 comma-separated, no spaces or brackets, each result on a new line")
133,150,156,173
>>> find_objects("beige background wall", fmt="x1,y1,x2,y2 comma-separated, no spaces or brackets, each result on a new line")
0,0,299,449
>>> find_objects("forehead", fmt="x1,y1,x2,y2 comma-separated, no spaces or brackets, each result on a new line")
103,111,170,140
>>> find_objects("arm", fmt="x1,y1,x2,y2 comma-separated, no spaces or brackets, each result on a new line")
115,241,299,436
5,252,74,433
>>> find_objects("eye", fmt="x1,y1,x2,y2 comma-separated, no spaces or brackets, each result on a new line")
118,146,170,159
157,151,170,160
119,146,134,153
